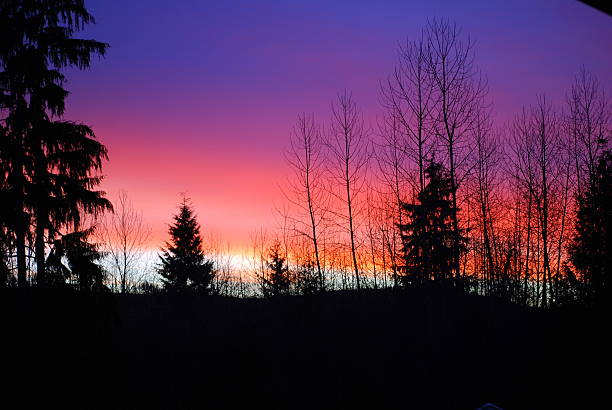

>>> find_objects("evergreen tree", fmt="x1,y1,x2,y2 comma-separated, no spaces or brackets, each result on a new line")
569,150,612,307
0,0,111,286
157,198,215,293
295,259,321,296
45,226,106,291
260,241,290,297
399,161,467,285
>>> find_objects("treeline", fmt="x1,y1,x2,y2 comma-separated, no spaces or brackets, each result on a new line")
253,19,611,309
1,3,610,309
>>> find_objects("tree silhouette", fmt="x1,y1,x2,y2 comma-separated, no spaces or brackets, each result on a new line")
45,226,106,291
294,259,320,296
424,18,487,281
157,197,215,293
326,90,370,290
567,68,610,197
570,150,612,307
0,226,11,288
99,190,152,293
381,29,434,194
0,0,111,286
399,161,467,285
0,134,13,287
259,241,291,297
285,114,327,292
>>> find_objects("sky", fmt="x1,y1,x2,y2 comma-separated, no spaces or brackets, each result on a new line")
63,0,612,254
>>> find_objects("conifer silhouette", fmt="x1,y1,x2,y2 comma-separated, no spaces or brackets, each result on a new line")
399,161,467,285
45,227,106,291
260,241,290,297
0,0,111,286
158,197,215,292
570,150,612,307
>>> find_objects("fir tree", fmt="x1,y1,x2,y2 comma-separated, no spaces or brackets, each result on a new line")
399,161,467,285
157,198,215,293
0,0,111,286
569,150,612,307
260,241,290,297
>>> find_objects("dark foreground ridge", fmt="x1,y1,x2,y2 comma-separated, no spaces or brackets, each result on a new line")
1,287,607,409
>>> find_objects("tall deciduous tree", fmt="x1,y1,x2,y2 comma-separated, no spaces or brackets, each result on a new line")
471,109,501,295
157,197,215,293
567,68,610,196
285,113,326,292
381,31,434,193
375,114,408,287
425,18,487,281
327,90,369,290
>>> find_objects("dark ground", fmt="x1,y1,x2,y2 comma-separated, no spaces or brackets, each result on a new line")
1,286,607,409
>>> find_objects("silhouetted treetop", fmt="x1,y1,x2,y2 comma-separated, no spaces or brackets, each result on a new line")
158,197,215,293
399,161,467,285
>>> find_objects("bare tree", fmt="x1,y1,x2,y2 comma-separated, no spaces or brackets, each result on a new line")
326,90,370,290
566,68,611,196
99,190,151,293
425,18,488,280
284,114,327,291
363,185,379,289
378,32,436,286
531,97,562,307
203,232,236,296
509,108,538,305
375,114,410,287
509,98,564,307
381,31,435,192
471,108,500,294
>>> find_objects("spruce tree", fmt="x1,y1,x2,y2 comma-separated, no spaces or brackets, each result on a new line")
157,198,215,293
569,150,612,307
399,161,467,285
260,241,290,297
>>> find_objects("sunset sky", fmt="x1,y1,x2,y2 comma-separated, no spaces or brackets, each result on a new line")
62,0,612,254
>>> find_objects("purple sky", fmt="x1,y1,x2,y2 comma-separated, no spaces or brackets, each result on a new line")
63,0,612,252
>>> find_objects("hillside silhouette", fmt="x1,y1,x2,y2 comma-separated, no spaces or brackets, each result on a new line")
2,286,607,409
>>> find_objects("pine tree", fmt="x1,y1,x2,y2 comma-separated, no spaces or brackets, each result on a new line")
569,150,612,307
157,198,215,293
399,161,467,285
